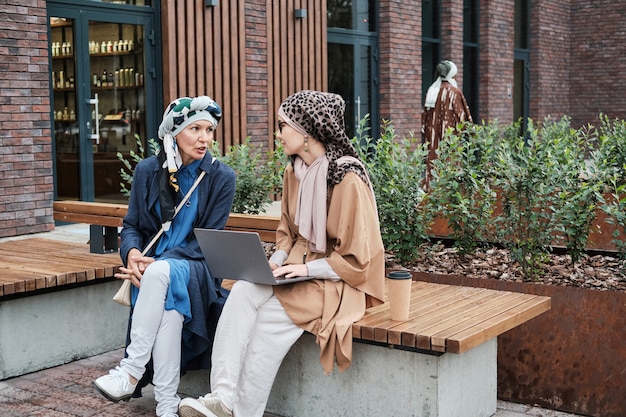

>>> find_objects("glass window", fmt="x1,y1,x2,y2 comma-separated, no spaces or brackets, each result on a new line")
89,0,152,6
514,0,529,50
422,0,441,103
328,0,376,31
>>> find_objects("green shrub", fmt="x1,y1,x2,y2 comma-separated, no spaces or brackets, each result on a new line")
491,118,567,279
116,134,160,197
117,135,284,215
593,115,626,261
352,117,432,265
549,120,602,264
427,121,498,254
210,138,284,214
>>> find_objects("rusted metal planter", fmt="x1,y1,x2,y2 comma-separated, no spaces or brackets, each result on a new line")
414,272,626,417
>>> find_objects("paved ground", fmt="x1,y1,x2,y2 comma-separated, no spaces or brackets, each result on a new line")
0,347,582,417
0,213,583,416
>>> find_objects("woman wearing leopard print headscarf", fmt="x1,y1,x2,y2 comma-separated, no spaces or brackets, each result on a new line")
179,90,385,417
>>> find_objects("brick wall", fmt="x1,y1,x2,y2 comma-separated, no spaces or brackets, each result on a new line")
244,0,270,150
440,0,465,83
0,1,54,238
378,0,422,139
529,0,571,125
479,0,515,124
569,1,626,128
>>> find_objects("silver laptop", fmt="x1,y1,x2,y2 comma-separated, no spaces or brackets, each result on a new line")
194,228,315,285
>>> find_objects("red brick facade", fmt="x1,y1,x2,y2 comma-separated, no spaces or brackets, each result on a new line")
1,0,626,237
478,0,516,123
378,0,422,136
569,1,626,127
0,1,54,237
529,0,571,125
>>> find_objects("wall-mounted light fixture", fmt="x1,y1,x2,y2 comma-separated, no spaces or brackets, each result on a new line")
205,0,218,6
294,9,307,19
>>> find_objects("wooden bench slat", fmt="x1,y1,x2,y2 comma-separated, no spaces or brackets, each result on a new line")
404,290,500,348
53,201,128,217
354,281,551,355
225,213,280,230
430,293,550,353
412,290,523,350
53,211,123,228
374,287,492,344
394,288,511,347
356,283,450,341
444,295,551,353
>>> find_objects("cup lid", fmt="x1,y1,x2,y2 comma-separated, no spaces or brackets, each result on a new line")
386,270,412,280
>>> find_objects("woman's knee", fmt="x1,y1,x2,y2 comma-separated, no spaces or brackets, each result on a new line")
229,280,273,305
142,260,170,287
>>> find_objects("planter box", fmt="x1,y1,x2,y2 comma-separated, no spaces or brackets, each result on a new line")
414,272,626,417
426,192,624,253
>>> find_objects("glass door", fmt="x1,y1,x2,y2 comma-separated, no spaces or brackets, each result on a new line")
87,20,147,201
50,16,81,200
48,4,157,203
328,35,379,140
327,0,379,140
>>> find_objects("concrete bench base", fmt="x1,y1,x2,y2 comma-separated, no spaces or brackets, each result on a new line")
0,281,128,380
180,333,497,417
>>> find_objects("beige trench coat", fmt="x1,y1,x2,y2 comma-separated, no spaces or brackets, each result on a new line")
273,165,386,374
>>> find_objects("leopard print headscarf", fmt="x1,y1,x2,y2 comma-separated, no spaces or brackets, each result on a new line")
278,90,371,188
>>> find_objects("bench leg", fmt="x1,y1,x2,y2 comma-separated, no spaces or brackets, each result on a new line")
90,225,119,254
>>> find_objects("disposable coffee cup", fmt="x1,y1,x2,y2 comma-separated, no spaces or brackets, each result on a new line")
386,270,413,321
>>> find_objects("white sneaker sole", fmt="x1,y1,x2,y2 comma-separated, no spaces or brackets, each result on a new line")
179,397,220,417
92,381,133,403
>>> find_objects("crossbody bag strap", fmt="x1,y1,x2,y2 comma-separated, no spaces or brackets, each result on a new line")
141,170,207,255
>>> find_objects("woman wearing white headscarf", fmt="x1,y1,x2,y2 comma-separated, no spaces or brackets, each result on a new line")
179,90,385,417
93,96,236,417
422,60,473,190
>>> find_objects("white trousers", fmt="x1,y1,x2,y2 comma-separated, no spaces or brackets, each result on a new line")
210,280,304,417
119,260,184,417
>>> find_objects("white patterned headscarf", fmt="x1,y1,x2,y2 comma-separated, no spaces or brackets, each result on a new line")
158,96,221,191
424,60,458,109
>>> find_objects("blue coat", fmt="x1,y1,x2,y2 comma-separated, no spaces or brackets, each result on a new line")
121,152,236,373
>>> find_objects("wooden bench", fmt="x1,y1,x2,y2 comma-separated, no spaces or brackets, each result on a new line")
53,200,128,254
0,237,122,299
21,206,552,416
52,200,280,254
0,236,127,379
180,277,551,417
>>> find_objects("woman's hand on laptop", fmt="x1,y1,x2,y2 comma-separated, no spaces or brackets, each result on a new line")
272,263,309,279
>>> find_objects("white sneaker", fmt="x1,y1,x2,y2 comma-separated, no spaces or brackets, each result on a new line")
179,393,232,417
92,367,137,402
